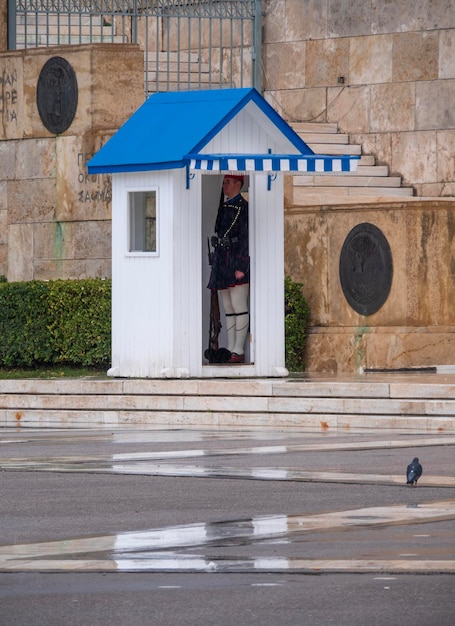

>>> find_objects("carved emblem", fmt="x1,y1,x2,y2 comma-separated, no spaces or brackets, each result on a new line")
339,222,393,316
37,56,78,134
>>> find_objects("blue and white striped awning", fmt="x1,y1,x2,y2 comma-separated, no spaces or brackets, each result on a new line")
186,153,359,174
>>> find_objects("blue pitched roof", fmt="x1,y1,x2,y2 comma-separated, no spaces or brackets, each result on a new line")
87,88,314,174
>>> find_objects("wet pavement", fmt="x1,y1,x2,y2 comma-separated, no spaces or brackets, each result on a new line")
1,425,454,625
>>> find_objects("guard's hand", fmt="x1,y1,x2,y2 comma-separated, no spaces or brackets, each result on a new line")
235,270,245,280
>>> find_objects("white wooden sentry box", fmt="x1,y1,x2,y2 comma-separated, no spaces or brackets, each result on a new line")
88,88,358,378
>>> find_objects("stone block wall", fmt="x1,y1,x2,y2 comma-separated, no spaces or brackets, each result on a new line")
0,44,143,280
263,0,455,196
284,199,455,372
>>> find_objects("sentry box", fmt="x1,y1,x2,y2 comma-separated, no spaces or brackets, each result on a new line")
88,88,358,378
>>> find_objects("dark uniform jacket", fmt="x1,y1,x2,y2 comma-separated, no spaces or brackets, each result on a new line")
208,193,249,290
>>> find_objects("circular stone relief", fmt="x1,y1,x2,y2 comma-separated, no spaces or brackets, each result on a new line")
339,222,393,316
37,56,78,134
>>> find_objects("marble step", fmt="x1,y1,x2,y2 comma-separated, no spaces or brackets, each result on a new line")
306,143,362,155
1,377,454,431
294,174,403,188
291,122,415,200
292,186,414,205
293,122,339,134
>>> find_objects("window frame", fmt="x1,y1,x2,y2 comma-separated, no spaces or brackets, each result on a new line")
126,186,160,257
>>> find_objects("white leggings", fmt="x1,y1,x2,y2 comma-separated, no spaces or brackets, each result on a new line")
220,284,250,355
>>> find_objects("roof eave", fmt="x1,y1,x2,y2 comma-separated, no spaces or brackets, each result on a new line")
87,160,186,175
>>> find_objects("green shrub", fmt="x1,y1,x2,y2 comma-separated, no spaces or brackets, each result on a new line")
285,276,309,372
0,281,54,367
48,279,111,367
0,276,306,372
0,279,111,368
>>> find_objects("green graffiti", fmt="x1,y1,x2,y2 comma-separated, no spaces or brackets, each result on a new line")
354,325,370,370
53,222,64,265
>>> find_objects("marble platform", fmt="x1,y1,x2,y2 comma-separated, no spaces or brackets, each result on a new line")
1,371,454,432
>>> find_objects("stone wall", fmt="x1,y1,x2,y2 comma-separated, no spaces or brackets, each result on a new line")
284,199,455,372
263,0,455,196
0,1,6,51
0,44,143,280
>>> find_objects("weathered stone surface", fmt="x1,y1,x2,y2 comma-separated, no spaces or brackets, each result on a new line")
55,134,112,222
372,0,455,35
7,223,34,281
404,206,455,325
263,0,287,43
90,45,143,130
350,132,393,167
327,85,370,134
305,38,349,87
284,210,329,325
416,182,455,197
0,206,6,243
328,0,372,38
416,79,455,130
392,31,438,82
264,42,305,90
391,131,437,184
8,178,56,224
0,54,24,140
370,82,415,132
16,138,56,179
436,129,455,183
285,0,327,42
21,45,143,138
0,181,5,211
33,220,111,263
33,258,111,280
285,200,455,372
350,35,392,85
0,243,6,276
0,0,6,51
439,29,455,79
304,327,455,373
0,45,139,281
0,142,15,180
268,87,327,122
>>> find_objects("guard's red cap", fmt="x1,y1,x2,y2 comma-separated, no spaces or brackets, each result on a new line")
224,174,244,185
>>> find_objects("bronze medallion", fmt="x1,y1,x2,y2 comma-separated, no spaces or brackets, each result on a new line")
37,56,78,134
339,222,393,316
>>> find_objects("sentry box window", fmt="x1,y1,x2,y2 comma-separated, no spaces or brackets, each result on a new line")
128,190,158,253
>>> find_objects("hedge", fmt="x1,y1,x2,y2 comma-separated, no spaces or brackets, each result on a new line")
284,276,309,372
0,279,111,367
0,276,308,371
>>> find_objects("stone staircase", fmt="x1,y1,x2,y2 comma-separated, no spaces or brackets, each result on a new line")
290,122,415,205
1,375,454,432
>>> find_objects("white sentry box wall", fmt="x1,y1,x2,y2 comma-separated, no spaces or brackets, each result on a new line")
108,105,288,379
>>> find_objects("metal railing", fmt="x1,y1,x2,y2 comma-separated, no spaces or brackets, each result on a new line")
9,1,262,94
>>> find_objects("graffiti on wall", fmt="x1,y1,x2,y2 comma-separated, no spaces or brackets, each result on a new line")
78,152,112,205
0,68,18,124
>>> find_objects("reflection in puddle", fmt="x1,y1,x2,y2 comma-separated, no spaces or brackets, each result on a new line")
1,500,454,573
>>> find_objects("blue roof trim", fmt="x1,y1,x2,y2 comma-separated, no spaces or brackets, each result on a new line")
87,88,314,175
186,153,360,173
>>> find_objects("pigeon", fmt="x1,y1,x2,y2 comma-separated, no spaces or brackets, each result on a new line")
406,457,423,486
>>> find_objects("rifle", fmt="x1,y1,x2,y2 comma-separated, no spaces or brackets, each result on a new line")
207,237,222,352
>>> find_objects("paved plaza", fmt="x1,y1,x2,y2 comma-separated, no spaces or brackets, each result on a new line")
1,424,454,625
